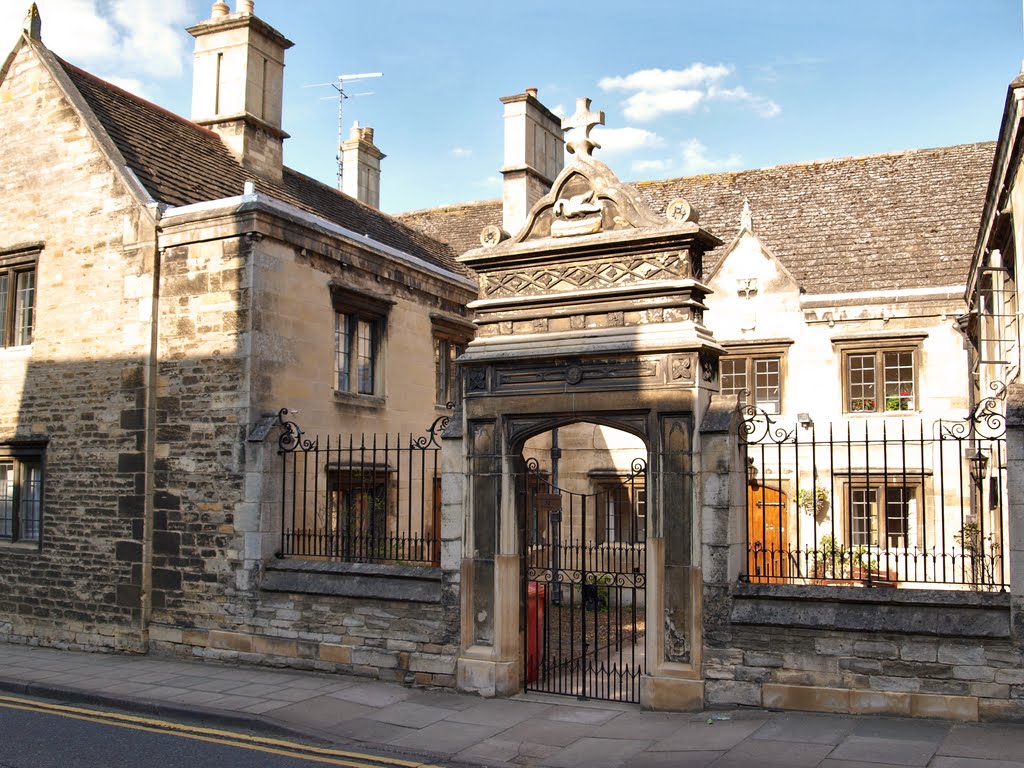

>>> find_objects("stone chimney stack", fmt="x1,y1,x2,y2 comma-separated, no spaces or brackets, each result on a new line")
187,1,293,183
340,121,386,209
499,88,564,235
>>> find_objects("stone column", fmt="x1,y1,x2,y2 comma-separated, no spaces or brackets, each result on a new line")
642,413,704,710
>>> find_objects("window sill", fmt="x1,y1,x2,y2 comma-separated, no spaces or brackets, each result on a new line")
0,344,32,355
333,390,385,408
0,540,40,551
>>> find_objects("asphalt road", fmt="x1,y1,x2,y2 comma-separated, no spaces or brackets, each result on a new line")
0,693,444,768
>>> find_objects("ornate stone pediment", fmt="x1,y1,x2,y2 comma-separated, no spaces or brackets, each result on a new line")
512,155,669,243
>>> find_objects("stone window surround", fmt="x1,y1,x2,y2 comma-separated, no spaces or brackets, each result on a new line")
833,333,926,415
0,439,47,549
0,243,42,349
720,339,793,414
329,283,393,403
430,313,474,408
836,475,924,551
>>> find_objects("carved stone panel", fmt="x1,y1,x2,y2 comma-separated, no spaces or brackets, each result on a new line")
480,250,693,299
493,357,661,394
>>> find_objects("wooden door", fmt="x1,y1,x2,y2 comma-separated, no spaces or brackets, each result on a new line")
747,484,789,582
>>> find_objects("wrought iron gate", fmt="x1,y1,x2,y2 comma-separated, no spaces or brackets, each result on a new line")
522,457,646,702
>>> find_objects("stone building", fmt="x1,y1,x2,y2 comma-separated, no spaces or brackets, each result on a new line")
0,2,474,682
2,0,1024,721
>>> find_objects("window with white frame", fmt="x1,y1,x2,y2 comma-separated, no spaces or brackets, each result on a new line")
843,348,917,413
720,347,787,414
846,482,916,549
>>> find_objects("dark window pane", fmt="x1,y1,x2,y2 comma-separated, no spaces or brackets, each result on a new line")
335,312,351,391
0,462,12,538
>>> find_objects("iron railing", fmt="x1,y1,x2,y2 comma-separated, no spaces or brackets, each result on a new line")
739,397,1007,590
276,408,449,565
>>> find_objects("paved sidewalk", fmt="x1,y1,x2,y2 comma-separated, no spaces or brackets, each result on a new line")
0,643,1022,767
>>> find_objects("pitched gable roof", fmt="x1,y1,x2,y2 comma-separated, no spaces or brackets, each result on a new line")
53,56,462,274
398,143,995,294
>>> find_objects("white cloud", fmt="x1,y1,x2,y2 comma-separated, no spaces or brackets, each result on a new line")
632,158,674,174
680,139,742,175
599,63,780,122
621,89,703,121
102,76,150,99
475,175,502,189
112,0,192,78
550,103,566,118
599,64,732,92
708,84,781,118
450,146,473,158
0,0,189,80
591,126,663,154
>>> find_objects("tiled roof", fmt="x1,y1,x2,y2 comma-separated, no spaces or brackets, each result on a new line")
398,143,996,294
56,57,461,274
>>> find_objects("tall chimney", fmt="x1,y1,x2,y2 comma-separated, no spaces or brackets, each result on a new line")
499,89,564,235
340,121,386,209
187,1,294,183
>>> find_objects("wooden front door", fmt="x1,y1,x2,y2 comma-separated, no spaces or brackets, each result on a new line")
747,484,789,582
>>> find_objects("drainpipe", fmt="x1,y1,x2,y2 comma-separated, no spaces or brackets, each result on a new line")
140,203,163,644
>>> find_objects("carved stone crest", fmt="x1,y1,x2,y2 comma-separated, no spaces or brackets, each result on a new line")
552,189,603,237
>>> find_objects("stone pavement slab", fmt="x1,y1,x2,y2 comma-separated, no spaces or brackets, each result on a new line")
539,737,653,768
647,718,767,751
444,697,553,727
716,738,836,767
365,700,451,728
830,735,941,766
932,759,1024,768
389,719,507,754
751,712,854,744
939,724,1024,761
622,750,724,768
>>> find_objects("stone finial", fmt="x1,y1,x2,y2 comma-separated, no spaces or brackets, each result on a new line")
740,199,753,231
561,97,605,157
210,1,230,17
349,120,362,140
23,3,41,41
238,0,254,13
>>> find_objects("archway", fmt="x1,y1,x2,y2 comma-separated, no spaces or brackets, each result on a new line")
519,423,647,702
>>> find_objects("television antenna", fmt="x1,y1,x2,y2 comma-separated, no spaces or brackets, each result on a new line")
305,72,383,189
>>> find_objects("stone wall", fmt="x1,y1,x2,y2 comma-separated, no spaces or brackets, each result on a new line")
703,584,1021,721
144,202,471,682
0,44,154,650
696,398,1024,722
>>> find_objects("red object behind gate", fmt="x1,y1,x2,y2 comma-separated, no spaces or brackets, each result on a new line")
526,582,546,684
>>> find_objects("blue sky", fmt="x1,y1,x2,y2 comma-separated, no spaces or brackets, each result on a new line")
1,0,1021,213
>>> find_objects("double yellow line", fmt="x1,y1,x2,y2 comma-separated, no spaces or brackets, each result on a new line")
0,694,444,768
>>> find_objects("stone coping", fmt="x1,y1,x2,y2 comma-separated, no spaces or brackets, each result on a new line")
730,582,1010,638
262,559,443,603
732,581,1010,607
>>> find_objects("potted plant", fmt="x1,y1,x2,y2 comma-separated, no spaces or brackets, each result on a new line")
798,485,830,521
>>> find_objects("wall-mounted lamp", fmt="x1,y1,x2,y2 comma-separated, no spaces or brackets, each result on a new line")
798,413,814,430
967,449,989,483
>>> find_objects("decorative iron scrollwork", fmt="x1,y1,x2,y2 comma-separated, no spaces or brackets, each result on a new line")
276,408,316,453
739,404,795,445
415,402,455,449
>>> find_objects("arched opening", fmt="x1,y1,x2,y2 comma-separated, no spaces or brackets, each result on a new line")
516,421,648,703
